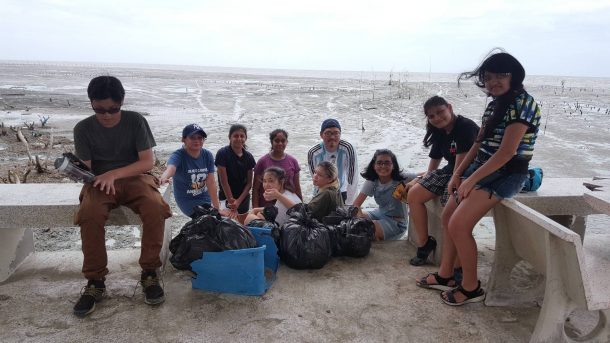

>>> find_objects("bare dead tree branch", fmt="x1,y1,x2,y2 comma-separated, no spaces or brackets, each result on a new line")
8,170,20,184
24,121,35,130
35,155,47,173
16,128,34,164
23,168,31,183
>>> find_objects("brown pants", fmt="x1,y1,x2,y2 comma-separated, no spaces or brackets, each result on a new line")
75,174,172,280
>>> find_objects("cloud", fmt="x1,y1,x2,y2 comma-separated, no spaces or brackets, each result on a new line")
1,0,610,76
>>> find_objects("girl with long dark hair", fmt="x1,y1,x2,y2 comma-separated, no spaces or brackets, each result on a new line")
416,49,542,306
353,149,411,241
406,96,479,265
215,124,256,219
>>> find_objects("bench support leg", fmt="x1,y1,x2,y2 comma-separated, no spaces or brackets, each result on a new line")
486,205,544,307
159,183,173,272
0,228,35,283
530,275,575,342
549,215,587,242
531,235,610,343
486,206,522,306
159,220,172,271
406,200,443,266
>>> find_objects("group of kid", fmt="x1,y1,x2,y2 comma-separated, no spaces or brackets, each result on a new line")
158,50,542,307
70,49,541,317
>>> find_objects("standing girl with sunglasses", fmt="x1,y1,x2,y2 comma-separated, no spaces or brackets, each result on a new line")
353,149,412,241
416,50,541,306
215,124,256,219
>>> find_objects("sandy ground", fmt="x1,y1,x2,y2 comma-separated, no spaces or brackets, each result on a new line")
2,226,546,343
1,62,609,342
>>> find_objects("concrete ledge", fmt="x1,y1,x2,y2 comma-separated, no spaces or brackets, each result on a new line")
0,182,173,283
514,178,595,216
406,178,600,265
0,183,169,228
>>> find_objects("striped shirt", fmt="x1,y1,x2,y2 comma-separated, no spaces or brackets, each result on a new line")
307,140,358,205
479,91,541,160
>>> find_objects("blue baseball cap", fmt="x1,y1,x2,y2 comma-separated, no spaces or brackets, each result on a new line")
182,124,207,138
320,118,341,133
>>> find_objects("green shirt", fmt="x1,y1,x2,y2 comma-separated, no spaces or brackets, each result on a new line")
307,185,344,222
74,111,156,175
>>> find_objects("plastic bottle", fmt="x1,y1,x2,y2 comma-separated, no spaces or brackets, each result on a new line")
54,156,95,183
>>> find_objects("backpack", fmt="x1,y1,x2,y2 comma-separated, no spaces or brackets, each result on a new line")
521,167,543,192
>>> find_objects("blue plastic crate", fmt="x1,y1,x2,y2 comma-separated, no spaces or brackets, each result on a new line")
190,227,279,296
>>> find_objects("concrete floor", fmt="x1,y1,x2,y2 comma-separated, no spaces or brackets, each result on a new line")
0,239,543,343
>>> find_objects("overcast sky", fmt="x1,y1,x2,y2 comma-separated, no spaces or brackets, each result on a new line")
2,0,610,77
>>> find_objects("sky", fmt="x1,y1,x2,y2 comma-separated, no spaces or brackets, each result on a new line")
1,0,610,77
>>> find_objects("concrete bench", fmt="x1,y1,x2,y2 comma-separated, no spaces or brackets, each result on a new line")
406,178,595,264
0,183,173,283
486,198,610,342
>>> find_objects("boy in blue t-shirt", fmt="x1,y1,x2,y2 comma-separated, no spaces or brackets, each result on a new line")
160,124,226,217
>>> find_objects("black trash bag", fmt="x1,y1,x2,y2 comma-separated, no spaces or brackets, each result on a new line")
322,206,359,225
323,206,375,257
191,203,221,220
248,219,279,230
286,202,307,218
276,202,308,246
169,214,257,270
262,205,278,223
169,214,223,270
333,217,375,257
169,214,220,254
216,218,258,250
279,205,332,269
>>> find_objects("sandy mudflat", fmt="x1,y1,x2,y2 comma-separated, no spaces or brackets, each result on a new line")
1,62,609,342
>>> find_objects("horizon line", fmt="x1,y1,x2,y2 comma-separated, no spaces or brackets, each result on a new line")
0,59,607,80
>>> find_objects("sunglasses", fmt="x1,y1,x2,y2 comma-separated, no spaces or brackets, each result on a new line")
483,72,511,82
375,161,393,167
92,107,121,115
323,131,341,137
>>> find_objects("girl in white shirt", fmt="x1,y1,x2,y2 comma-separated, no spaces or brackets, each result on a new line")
244,166,302,226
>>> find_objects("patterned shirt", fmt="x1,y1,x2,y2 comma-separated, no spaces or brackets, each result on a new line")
479,91,541,160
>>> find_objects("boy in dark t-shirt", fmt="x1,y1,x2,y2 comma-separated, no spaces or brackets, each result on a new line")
72,76,171,317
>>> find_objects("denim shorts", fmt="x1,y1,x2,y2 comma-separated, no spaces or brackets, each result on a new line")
462,161,528,200
366,209,407,240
